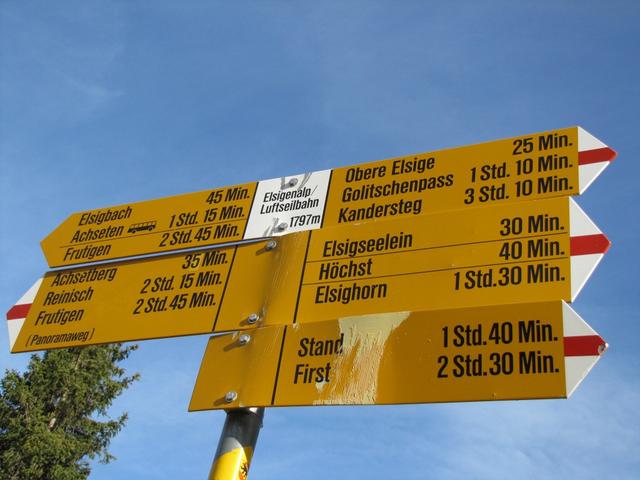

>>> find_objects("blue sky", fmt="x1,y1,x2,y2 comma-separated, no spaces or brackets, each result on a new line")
1,1,639,478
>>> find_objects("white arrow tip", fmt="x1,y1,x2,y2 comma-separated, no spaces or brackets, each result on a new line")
6,279,42,351
569,198,602,237
577,127,616,194
578,127,608,151
562,302,607,397
569,199,610,300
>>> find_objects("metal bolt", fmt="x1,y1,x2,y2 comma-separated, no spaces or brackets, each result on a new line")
224,391,237,403
247,313,260,324
276,222,288,232
265,240,277,250
288,178,298,187
239,334,251,345
598,343,608,355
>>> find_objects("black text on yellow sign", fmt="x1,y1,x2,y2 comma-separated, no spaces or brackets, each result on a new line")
13,234,307,352
190,302,575,409
11,197,586,352
281,195,576,327
41,127,613,268
41,182,258,268
322,128,583,226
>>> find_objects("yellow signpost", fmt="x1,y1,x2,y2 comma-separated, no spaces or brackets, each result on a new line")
8,235,305,352
217,196,609,331
40,127,614,268
189,301,607,409
324,127,584,225
41,182,258,268
8,197,608,353
6,127,616,480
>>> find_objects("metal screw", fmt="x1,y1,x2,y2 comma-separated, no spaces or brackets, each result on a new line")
288,178,298,187
239,334,251,345
265,240,277,250
247,313,260,324
276,222,288,232
224,391,237,403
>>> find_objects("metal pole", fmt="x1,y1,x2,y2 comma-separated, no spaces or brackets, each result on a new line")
209,407,264,480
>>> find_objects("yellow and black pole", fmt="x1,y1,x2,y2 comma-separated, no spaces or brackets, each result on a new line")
209,407,264,480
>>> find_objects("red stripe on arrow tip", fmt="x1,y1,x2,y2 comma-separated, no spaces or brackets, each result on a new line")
564,335,607,356
578,147,616,165
6,303,31,320
570,234,611,256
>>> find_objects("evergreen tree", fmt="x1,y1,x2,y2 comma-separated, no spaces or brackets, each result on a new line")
0,344,139,480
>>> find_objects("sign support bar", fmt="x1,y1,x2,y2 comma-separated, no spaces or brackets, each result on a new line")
209,407,264,480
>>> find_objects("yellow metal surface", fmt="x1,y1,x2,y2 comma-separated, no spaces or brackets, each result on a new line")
190,302,567,409
41,182,257,267
308,194,570,260
41,128,582,268
190,330,284,410
214,233,307,334
295,255,571,323
13,198,576,351
322,127,579,227
12,239,291,352
289,196,572,324
209,447,252,480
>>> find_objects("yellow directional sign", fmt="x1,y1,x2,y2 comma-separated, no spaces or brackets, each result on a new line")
324,127,579,226
41,182,259,268
41,127,614,267
215,196,609,332
189,302,607,409
9,235,305,352
8,197,608,352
